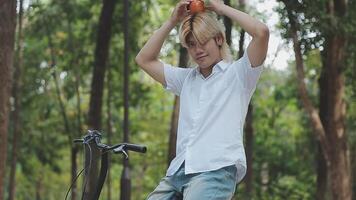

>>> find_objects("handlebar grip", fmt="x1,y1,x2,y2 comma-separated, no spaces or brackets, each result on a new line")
124,143,147,153
73,139,83,143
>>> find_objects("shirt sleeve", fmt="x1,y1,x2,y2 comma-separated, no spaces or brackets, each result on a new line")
232,50,263,92
163,63,192,96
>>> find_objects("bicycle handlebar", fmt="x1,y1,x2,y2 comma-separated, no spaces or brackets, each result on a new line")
74,130,147,155
110,143,147,153
67,130,147,200
122,143,147,153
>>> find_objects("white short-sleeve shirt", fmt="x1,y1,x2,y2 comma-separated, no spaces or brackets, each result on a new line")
163,51,263,183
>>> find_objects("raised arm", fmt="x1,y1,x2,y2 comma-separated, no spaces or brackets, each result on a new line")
207,0,269,67
135,0,192,85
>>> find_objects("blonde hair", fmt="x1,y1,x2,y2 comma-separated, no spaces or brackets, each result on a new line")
179,12,232,62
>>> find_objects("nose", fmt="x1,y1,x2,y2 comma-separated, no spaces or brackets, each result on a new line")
193,43,204,54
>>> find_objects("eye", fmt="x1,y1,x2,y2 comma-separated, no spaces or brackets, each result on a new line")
187,41,196,48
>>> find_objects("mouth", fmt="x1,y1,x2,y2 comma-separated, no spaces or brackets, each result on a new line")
196,55,208,61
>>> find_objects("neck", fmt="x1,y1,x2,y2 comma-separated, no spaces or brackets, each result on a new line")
200,67,213,78
199,59,222,78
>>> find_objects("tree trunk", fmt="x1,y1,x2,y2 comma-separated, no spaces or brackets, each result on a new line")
45,16,79,200
284,0,331,165
316,144,328,200
238,0,246,59
0,1,16,199
72,66,82,200
317,48,329,200
223,0,232,46
322,35,351,200
168,47,188,166
351,140,356,200
86,0,116,198
322,1,351,199
8,0,23,199
121,0,131,199
70,146,79,200
285,2,352,198
70,20,82,200
88,0,116,129
238,30,245,59
244,104,254,197
106,64,113,200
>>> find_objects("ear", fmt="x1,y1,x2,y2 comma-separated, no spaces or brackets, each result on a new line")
214,34,224,46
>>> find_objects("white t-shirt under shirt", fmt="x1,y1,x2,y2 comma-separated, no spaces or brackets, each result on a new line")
162,51,263,183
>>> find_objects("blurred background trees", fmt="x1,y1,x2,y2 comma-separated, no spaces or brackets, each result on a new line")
0,0,355,199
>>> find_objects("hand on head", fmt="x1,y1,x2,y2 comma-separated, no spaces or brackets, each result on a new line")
171,0,193,24
171,0,226,24
204,0,225,15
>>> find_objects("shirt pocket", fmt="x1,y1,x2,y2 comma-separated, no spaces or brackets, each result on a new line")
209,79,230,107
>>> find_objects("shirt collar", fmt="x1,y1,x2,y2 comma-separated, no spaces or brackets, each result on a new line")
194,60,231,77
215,60,230,72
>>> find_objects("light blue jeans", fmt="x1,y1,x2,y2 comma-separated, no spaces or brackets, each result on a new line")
146,163,238,200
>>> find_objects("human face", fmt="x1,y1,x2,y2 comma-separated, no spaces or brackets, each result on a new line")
186,34,222,70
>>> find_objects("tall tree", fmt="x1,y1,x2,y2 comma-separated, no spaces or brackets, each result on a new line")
237,0,245,59
121,0,132,199
72,68,81,200
223,0,232,46
86,0,117,198
105,62,114,200
279,0,353,199
42,9,78,200
62,2,82,199
244,103,254,196
0,1,17,199
8,0,24,199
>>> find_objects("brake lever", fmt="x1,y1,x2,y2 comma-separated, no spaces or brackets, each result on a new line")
113,145,129,159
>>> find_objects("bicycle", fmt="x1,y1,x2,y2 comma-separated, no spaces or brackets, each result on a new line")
65,130,147,200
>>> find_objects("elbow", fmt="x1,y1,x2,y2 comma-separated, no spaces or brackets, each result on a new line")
135,53,158,69
256,24,270,39
135,54,145,68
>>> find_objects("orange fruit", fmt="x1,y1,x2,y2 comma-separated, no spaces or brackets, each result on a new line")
189,0,205,14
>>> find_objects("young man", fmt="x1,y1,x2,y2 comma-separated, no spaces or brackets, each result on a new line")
136,0,269,199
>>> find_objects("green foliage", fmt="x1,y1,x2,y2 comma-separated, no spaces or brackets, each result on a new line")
237,66,317,200
5,0,356,199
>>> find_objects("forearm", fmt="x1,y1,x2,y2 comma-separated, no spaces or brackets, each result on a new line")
136,19,177,63
219,5,268,38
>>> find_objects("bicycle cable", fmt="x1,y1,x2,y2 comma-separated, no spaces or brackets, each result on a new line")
81,142,92,200
66,130,146,200
64,166,86,200
64,141,93,200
